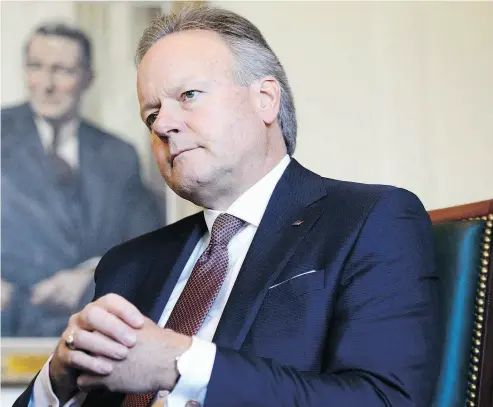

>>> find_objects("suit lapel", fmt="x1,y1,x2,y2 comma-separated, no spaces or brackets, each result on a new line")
78,122,110,237
3,104,49,189
2,104,76,230
213,160,327,350
137,214,207,322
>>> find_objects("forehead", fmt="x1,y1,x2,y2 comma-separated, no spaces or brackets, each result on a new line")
27,34,82,65
137,29,235,92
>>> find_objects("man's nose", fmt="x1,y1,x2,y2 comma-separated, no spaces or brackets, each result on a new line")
152,108,181,139
39,71,56,94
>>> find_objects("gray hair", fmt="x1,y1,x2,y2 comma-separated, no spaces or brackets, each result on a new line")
136,5,297,155
25,22,92,69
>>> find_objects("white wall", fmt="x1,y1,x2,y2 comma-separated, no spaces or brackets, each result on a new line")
214,1,493,210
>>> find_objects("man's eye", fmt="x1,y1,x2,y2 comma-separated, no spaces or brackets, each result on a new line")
52,65,76,75
181,90,199,102
26,62,42,71
145,113,158,129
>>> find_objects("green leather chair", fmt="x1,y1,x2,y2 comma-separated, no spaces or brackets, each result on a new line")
429,200,493,407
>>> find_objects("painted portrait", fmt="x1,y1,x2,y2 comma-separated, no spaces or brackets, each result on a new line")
1,2,172,343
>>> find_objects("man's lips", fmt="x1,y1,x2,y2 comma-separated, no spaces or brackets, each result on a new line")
169,147,197,165
39,99,61,105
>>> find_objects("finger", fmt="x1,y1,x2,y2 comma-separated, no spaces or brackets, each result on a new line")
97,294,145,329
61,348,113,376
30,283,44,303
78,305,137,347
64,294,80,310
76,373,108,392
71,329,128,360
58,290,76,309
38,287,69,309
31,282,53,304
46,296,72,312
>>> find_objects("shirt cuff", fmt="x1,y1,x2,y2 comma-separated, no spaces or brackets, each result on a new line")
31,355,87,407
167,336,216,405
77,256,102,270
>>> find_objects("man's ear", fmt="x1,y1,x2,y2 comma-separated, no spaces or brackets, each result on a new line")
81,68,94,91
252,76,281,125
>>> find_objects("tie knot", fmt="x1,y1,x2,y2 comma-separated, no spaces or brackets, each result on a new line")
210,213,245,247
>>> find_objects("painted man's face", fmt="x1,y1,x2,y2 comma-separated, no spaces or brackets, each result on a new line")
25,34,91,121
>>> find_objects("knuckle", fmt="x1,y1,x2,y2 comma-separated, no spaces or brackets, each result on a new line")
54,353,65,368
68,314,77,325
79,311,89,326
67,351,77,365
93,358,109,374
89,359,99,371
118,344,129,357
103,293,118,306
72,329,83,347
75,328,86,341
79,305,92,324
55,343,65,359
61,328,69,339
56,352,67,366
61,349,72,364
113,344,128,359
85,306,100,326
86,331,103,352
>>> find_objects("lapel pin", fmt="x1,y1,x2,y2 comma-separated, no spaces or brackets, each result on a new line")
292,220,304,226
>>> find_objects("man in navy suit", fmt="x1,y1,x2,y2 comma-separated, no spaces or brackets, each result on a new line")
1,23,163,337
16,6,441,407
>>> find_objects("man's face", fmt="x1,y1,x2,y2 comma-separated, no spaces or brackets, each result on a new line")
137,30,271,208
25,34,91,121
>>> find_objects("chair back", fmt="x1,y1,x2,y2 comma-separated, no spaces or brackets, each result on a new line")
429,200,492,407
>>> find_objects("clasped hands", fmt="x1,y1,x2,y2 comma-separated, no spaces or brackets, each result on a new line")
49,293,192,403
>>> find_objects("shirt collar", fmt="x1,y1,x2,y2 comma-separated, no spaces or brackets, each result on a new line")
34,114,80,152
203,155,291,233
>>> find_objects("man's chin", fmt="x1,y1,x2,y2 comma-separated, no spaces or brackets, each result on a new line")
31,103,71,122
165,170,210,201
167,182,198,204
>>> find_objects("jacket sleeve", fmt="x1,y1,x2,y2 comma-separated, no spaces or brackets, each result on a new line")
204,188,442,407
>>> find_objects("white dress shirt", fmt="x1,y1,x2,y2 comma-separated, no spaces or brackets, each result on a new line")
34,115,80,170
30,154,291,407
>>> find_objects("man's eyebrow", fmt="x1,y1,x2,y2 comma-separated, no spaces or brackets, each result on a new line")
139,84,181,119
140,101,160,119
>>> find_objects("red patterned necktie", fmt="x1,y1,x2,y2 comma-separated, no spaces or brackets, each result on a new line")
122,213,245,407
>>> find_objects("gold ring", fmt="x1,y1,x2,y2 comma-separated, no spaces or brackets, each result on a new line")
65,331,76,350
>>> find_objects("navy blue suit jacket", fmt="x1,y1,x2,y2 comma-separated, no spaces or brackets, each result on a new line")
15,159,441,407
